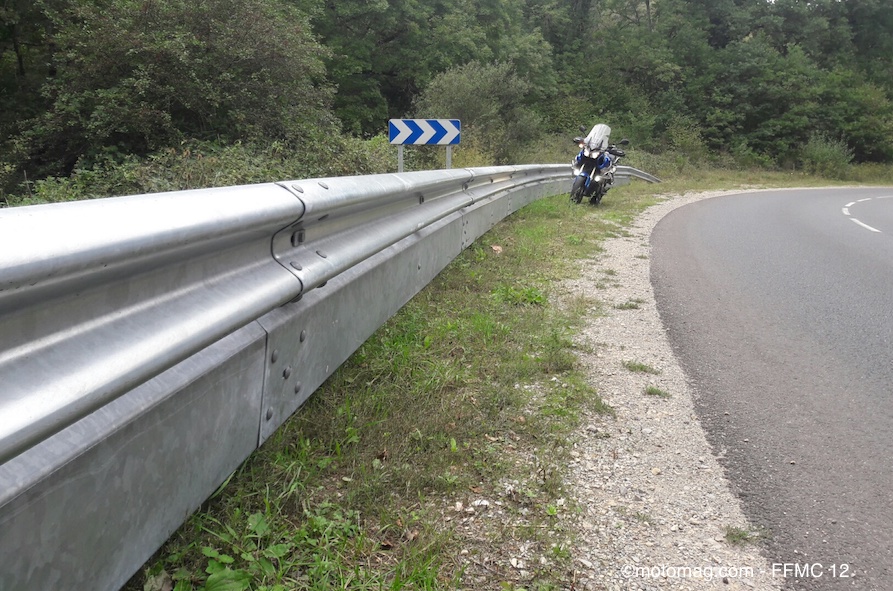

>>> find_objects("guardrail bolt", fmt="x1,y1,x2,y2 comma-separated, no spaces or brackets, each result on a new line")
318,181,329,189
266,408,274,421
316,249,327,258
290,261,303,271
291,184,304,193
300,330,306,343
283,367,292,379
291,230,305,246
294,382,302,395
271,350,279,364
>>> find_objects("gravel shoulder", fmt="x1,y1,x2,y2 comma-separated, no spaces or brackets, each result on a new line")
558,189,783,590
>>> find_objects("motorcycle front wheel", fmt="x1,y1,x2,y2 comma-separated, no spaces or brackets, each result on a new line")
570,176,585,204
590,184,604,205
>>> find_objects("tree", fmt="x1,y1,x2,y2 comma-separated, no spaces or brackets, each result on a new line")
312,0,555,136
414,61,542,163
4,0,336,181
844,0,893,92
0,0,57,151
756,0,854,67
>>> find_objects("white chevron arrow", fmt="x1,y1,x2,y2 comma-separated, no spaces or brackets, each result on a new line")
438,120,461,145
416,120,436,144
390,120,412,144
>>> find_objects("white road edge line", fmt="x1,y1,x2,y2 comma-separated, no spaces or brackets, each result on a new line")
850,218,882,233
842,207,850,215
845,201,856,207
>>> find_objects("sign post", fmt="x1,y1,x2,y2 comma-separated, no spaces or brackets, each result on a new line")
388,119,461,173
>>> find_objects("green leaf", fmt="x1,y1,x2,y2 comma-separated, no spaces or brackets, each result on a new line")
201,547,219,559
264,543,291,559
247,512,269,537
202,568,252,591
258,557,276,577
206,559,225,575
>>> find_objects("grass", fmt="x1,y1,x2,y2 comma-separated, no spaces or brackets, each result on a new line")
723,525,760,546
623,360,661,374
615,298,646,310
126,167,888,591
128,187,650,591
644,385,670,398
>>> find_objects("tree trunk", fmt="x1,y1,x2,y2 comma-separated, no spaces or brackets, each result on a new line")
11,24,25,76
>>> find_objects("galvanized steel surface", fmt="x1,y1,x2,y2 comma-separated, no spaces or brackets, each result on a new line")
0,163,656,590
617,165,661,184
0,184,306,464
0,323,268,591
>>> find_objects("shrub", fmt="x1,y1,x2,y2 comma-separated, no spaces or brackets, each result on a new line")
3,136,399,206
799,132,854,179
414,61,543,165
8,0,336,181
665,116,708,167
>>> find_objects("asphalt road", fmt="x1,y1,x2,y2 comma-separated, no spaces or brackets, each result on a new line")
650,188,893,590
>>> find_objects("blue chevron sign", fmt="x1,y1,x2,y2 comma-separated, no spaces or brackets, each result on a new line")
388,119,461,145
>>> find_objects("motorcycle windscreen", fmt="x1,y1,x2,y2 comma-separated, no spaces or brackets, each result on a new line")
584,124,611,151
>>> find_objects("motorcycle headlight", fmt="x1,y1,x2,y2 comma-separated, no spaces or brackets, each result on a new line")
594,175,602,182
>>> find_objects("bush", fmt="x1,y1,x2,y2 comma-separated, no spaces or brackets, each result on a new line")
799,132,854,179
2,136,400,206
847,162,893,184
665,116,708,166
414,61,542,165
729,141,766,169
7,0,336,182
514,133,575,165
623,150,680,180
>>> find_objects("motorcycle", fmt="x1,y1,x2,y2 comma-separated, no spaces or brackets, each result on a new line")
570,124,629,205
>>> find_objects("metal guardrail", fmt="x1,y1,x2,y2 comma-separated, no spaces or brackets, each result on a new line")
0,163,658,590
616,165,661,185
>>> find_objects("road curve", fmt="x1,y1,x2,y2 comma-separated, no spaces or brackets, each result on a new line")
651,188,893,590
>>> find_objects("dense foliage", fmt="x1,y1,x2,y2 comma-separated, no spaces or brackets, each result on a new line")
1,0,892,202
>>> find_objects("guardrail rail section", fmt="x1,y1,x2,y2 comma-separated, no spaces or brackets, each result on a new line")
0,164,657,590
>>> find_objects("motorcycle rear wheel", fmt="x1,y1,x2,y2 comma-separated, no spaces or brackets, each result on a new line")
570,176,585,204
